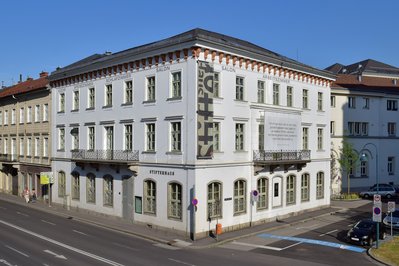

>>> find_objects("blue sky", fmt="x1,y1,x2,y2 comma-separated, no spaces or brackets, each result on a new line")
1,0,398,87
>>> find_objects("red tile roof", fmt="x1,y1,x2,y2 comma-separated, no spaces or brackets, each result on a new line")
332,74,399,91
0,76,49,99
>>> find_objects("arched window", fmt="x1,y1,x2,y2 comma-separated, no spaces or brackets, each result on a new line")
301,173,310,202
144,180,156,214
286,175,296,205
86,173,96,203
71,172,80,200
103,175,113,206
207,182,222,219
168,182,182,220
257,177,268,210
58,171,66,198
234,179,246,215
316,172,324,199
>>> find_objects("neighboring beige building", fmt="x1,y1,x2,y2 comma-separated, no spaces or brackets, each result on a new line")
0,72,51,198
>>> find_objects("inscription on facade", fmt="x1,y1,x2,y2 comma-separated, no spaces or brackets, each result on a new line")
74,81,94,89
222,65,235,72
156,66,170,72
264,113,300,150
262,74,290,84
149,170,175,176
106,73,131,83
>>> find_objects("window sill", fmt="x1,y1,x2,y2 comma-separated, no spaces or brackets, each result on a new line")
57,111,65,114
166,151,182,155
233,211,247,217
57,149,65,152
121,103,133,107
234,99,248,103
142,151,156,154
143,100,156,104
234,150,248,153
167,217,183,222
102,105,113,109
86,107,95,111
71,109,79,112
167,97,182,101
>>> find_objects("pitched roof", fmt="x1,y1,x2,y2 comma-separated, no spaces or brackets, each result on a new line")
0,75,49,99
326,59,399,76
332,74,399,93
50,28,335,81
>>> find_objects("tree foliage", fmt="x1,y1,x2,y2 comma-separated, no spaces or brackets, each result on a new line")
337,137,359,194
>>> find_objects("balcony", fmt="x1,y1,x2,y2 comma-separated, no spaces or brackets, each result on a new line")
0,154,18,162
253,150,311,174
71,149,139,163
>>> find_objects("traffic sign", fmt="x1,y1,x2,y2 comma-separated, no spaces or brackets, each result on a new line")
373,194,381,203
251,190,259,202
192,198,198,206
373,202,382,222
388,201,396,213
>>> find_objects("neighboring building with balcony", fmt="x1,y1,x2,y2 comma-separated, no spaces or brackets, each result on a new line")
0,72,51,197
49,28,334,239
328,59,399,194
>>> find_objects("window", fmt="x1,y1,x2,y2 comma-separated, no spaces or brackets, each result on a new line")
59,93,65,112
11,109,16,124
171,72,181,98
236,76,244,101
72,91,79,110
302,127,309,150
235,123,244,151
43,104,48,121
43,138,48,157
103,175,113,206
388,157,395,175
72,128,79,150
0,111,2,125
214,72,220,97
34,105,40,122
302,89,308,109
286,175,296,205
27,107,32,123
146,123,155,151
88,127,95,150
168,182,182,220
330,121,335,135
4,110,8,125
19,138,24,156
360,161,368,176
348,96,356,109
331,96,336,107
58,171,66,197
86,174,96,203
257,80,265,103
258,124,264,150
348,122,369,136
208,182,222,219
105,84,112,106
213,122,220,152
4,138,8,154
105,126,113,152
72,173,80,200
317,92,323,111
388,122,396,136
287,86,293,107
144,180,156,214
125,80,133,104
387,100,398,111
147,76,156,101
363,97,370,109
234,180,246,215
301,173,310,202
88,88,95,109
316,172,324,199
273,84,279,105
257,177,268,210
58,128,65,150
171,122,181,152
34,138,40,157
317,128,323,150
27,138,31,156
124,124,133,151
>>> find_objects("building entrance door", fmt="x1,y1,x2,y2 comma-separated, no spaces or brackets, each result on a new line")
272,177,282,208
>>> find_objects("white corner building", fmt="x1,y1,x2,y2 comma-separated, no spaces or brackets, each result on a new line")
49,29,335,239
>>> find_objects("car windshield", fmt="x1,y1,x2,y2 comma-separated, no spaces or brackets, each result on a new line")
355,220,373,229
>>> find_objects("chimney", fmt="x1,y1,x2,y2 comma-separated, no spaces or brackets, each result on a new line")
40,71,48,78
394,79,397,86
357,74,362,82
26,76,33,81
19,74,22,83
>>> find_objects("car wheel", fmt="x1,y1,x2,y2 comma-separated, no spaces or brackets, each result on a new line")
363,194,370,199
369,237,374,247
381,232,386,240
386,194,392,199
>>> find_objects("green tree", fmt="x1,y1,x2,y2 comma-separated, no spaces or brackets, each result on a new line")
337,137,359,195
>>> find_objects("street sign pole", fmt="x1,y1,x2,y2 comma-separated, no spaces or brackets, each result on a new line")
373,194,382,249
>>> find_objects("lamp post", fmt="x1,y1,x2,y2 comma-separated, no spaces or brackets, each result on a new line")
360,142,379,249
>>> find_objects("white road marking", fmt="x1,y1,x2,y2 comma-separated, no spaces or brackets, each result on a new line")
295,223,320,230
0,258,15,266
347,224,354,227
44,250,67,260
112,242,140,251
233,241,282,251
41,220,56,226
16,212,28,217
5,245,29,257
73,230,88,236
168,258,196,266
319,229,338,237
0,219,124,266
281,241,302,250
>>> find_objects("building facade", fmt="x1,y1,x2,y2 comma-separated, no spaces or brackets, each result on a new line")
49,29,334,239
328,60,399,194
0,72,51,198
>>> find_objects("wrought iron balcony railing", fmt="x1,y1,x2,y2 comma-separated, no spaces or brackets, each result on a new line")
0,154,18,162
253,150,311,162
71,149,139,162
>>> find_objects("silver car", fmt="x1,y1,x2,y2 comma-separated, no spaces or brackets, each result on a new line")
359,187,397,199
383,209,399,230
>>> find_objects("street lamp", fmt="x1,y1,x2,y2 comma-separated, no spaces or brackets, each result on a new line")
360,142,379,249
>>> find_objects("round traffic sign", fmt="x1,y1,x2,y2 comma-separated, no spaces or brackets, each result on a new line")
373,207,381,215
192,198,198,206
252,190,259,197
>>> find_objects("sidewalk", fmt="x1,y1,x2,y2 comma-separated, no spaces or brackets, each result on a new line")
0,193,369,249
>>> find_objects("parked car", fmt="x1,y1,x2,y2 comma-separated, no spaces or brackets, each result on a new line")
369,183,395,190
393,185,399,194
383,209,399,230
359,186,397,199
347,219,386,246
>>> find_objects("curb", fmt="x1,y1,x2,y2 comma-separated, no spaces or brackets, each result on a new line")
367,248,393,266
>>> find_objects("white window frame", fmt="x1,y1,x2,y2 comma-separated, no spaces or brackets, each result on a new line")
286,175,296,205
317,128,323,150
43,104,48,121
302,127,309,150
103,175,113,207
168,182,182,220
27,107,32,123
88,126,95,150
124,124,133,151
273,83,279,105
235,123,244,151
257,80,265,103
72,173,80,200
316,172,324,199
302,89,308,109
208,182,222,219
146,123,155,151
301,173,310,202
234,179,246,215
73,90,80,110
11,109,16,124
125,80,133,104
317,92,323,111
287,86,293,107
257,177,268,210
105,84,112,106
170,122,181,152
171,71,182,98
235,76,244,101
144,179,156,214
213,122,220,152
146,76,156,101
58,128,65,150
59,93,65,112
88,87,95,109
214,72,220,97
